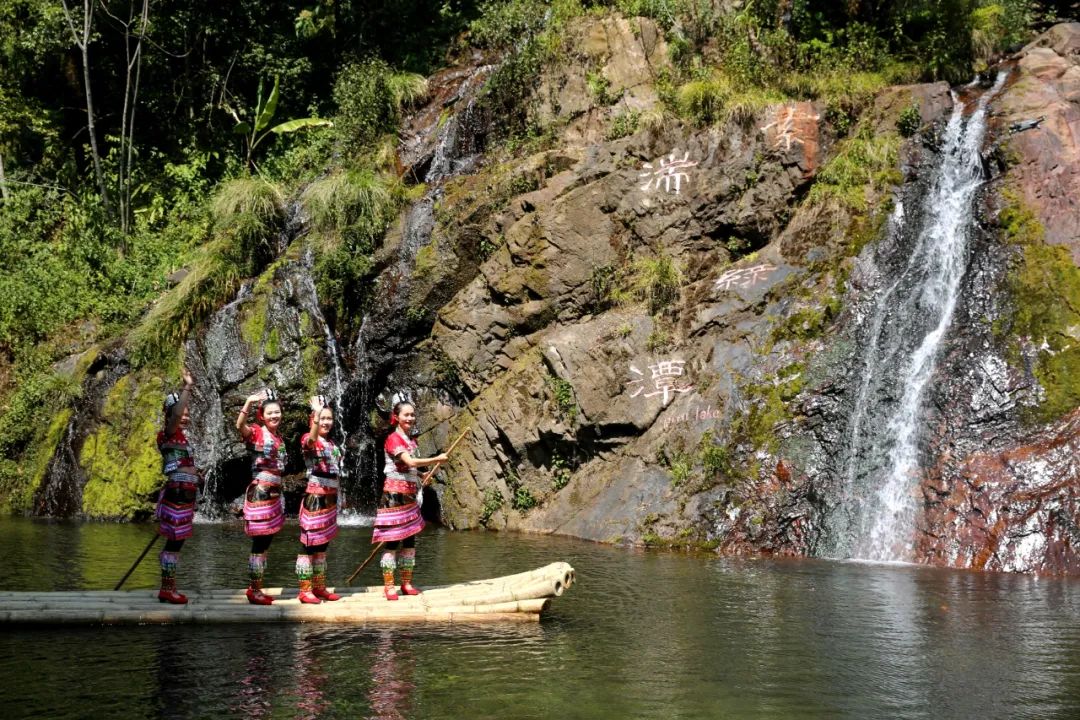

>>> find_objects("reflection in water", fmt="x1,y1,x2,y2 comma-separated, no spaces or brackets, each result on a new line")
2,519,1080,719
293,628,330,720
368,630,416,720
232,633,275,719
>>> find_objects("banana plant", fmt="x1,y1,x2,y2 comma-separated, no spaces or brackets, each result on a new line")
226,76,332,172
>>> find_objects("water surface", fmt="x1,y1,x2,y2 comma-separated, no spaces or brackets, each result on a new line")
1,517,1078,719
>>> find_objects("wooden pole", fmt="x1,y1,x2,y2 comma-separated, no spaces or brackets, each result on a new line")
418,427,470,486
345,541,384,586
114,532,160,590
346,427,470,585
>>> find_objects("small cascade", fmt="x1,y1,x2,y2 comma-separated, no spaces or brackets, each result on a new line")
291,249,366,516
293,249,350,444
191,283,252,521
343,58,493,508
423,69,489,183
829,73,1007,562
341,314,375,525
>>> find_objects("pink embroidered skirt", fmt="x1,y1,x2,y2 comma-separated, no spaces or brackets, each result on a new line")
243,474,284,537
157,473,199,540
372,479,424,543
299,481,338,546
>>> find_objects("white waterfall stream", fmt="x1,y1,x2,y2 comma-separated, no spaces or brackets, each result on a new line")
839,73,1007,561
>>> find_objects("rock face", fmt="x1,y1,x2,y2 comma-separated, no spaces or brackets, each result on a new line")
427,96,822,541
409,20,1080,575
918,409,1080,574
999,23,1080,260
21,14,1080,577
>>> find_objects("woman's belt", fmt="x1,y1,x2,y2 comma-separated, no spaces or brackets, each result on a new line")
254,471,282,485
306,473,339,490
383,478,417,494
166,471,200,485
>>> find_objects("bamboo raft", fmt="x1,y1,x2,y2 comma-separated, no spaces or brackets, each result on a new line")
0,562,575,626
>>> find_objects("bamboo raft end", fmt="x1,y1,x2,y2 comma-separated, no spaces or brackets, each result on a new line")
0,562,575,626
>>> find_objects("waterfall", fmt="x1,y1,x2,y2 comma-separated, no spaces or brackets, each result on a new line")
190,283,252,521
833,73,1007,562
423,67,490,184
292,248,371,520
293,249,350,445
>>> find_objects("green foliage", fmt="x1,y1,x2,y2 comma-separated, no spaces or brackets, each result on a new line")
606,110,641,140
225,76,333,171
646,325,672,352
730,383,789,456
413,240,440,280
589,265,617,311
469,0,552,48
306,170,406,322
619,255,682,314
896,102,923,138
0,182,204,360
512,485,538,511
612,0,677,29
698,430,732,479
0,351,89,511
331,59,428,156
676,71,785,127
658,444,693,487
125,175,285,366
128,235,246,367
211,177,285,254
474,0,585,140
546,374,578,421
806,125,901,211
551,451,572,490
480,487,503,524
587,71,618,106
302,169,400,238
79,371,166,518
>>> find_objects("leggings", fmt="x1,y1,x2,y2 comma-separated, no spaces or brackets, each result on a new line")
164,539,185,552
383,536,415,551
251,535,274,554
299,542,329,554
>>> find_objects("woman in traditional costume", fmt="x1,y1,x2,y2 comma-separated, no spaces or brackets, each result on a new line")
295,395,342,604
236,389,287,605
374,401,447,600
156,368,199,604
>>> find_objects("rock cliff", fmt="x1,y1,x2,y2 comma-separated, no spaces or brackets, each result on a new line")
21,16,1080,576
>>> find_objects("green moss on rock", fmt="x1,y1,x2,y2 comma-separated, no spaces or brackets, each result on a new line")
240,291,270,351
997,191,1080,423
79,372,166,519
0,347,96,512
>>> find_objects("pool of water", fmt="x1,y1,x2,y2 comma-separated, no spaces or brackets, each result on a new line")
1,517,1079,719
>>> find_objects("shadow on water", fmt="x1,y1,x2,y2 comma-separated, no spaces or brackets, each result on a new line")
1,518,1079,719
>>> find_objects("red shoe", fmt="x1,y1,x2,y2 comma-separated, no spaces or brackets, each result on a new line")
246,587,274,605
399,584,422,596
313,587,341,601
158,589,188,604
298,590,322,604
384,586,399,601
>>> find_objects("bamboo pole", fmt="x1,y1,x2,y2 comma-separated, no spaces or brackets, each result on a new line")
114,532,160,590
